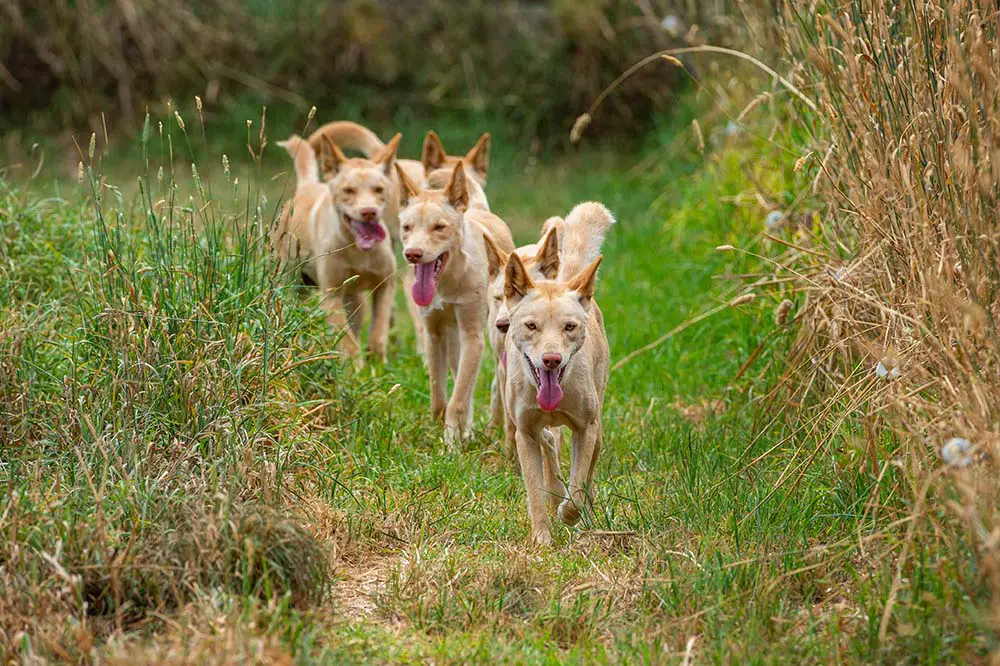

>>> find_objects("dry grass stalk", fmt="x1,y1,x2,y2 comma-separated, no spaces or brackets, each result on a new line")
771,0,1000,645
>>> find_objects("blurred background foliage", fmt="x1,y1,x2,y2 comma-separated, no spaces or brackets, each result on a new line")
0,0,773,144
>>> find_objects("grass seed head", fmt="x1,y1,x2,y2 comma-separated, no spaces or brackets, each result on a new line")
570,113,592,144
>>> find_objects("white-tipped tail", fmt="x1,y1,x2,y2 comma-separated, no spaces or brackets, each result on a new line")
557,202,616,281
307,121,386,159
277,135,319,185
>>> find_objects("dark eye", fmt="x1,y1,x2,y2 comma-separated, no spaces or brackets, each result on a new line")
433,223,446,232
373,186,384,194
525,322,537,331
402,224,412,233
344,187,357,195
564,323,577,332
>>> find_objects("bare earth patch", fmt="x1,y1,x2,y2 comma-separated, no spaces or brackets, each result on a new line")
330,554,397,623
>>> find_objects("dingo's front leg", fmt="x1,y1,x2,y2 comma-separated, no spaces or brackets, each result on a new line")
425,326,448,421
368,277,394,361
559,420,602,526
515,428,552,545
444,302,484,444
316,257,362,360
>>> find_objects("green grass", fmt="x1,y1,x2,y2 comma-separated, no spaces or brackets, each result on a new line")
0,103,986,664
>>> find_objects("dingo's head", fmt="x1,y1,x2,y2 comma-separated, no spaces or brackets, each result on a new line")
321,133,400,250
504,253,602,411
396,162,470,307
421,131,490,188
484,226,560,367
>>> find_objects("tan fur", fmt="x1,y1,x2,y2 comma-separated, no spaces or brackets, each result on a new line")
307,121,492,357
483,226,560,456
396,162,514,443
272,133,398,362
501,202,614,545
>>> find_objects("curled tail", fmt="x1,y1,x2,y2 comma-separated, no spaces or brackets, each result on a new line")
557,202,616,281
307,121,385,159
276,134,319,185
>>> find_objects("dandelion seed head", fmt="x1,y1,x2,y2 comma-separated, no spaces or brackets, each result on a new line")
765,210,787,231
875,358,900,380
661,14,683,37
940,437,973,467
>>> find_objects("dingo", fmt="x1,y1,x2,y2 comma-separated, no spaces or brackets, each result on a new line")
482,220,561,454
272,133,399,361
501,202,614,544
395,162,514,442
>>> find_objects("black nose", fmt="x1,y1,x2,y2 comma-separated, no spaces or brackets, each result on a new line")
405,248,423,263
495,319,509,334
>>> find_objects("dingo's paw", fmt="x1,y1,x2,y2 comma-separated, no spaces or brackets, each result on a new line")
531,528,553,546
558,499,581,526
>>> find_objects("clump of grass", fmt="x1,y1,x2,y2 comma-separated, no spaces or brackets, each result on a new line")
752,0,1000,653
0,108,342,659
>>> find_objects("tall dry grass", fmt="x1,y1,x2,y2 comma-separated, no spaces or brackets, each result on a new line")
769,0,1000,646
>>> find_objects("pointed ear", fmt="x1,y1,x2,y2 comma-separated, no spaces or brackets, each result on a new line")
445,162,469,214
504,252,534,307
395,163,421,208
421,130,447,173
534,226,560,279
465,132,490,181
321,135,348,175
276,134,301,155
566,256,602,309
483,233,509,281
377,133,402,175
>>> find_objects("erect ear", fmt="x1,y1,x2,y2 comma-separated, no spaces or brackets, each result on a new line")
421,130,447,173
321,135,349,175
483,232,509,281
465,132,490,181
504,252,534,307
565,255,602,309
445,162,469,214
376,133,402,175
395,163,421,208
276,134,302,156
534,226,560,279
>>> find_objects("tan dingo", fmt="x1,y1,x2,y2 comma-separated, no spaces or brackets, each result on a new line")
395,162,514,442
501,202,615,545
272,133,399,361
482,220,561,454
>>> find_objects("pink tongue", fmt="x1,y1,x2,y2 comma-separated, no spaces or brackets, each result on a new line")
537,368,563,411
352,221,385,251
501,351,507,368
412,263,436,306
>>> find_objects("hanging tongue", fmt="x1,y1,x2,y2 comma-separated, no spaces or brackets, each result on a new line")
537,368,563,411
501,351,507,368
412,262,436,306
351,220,386,251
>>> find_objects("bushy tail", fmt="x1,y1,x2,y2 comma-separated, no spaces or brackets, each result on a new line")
307,121,385,159
276,134,319,186
557,202,616,281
